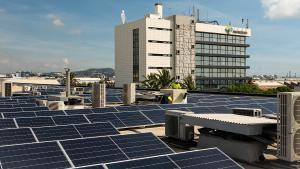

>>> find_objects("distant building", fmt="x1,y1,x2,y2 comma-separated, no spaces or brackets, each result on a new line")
115,3,251,90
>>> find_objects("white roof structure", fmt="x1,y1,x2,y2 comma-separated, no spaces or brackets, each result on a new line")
181,113,276,135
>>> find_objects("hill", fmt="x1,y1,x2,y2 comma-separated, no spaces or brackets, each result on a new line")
74,68,114,77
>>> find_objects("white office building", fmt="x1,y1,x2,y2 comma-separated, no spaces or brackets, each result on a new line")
115,3,251,90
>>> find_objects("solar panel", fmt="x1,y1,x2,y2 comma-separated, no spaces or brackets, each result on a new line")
114,111,153,127
110,133,174,159
3,111,36,118
0,107,22,113
60,136,128,167
141,109,165,124
0,128,36,146
209,106,232,113
159,104,194,109
115,106,139,112
0,104,12,108
75,165,105,169
86,113,126,128
22,106,49,112
137,104,162,110
0,141,72,169
106,156,178,169
75,122,119,138
16,117,56,128
0,119,16,129
35,110,66,117
106,96,122,103
13,103,37,107
52,115,89,125
65,109,93,115
169,148,243,169
188,106,214,114
260,103,277,113
33,125,81,142
91,107,118,114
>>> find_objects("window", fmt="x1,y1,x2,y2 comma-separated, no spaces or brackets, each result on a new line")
133,29,139,82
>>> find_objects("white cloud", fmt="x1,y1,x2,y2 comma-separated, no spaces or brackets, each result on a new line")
47,13,64,27
261,0,300,19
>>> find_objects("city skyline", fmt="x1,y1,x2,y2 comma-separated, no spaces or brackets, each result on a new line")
0,0,299,75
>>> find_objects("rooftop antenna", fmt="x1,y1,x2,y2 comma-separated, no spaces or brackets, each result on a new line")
246,19,249,28
192,4,196,17
121,10,126,24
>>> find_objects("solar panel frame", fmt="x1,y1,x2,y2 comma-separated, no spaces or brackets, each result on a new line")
169,148,243,169
86,113,126,128
22,106,49,112
110,133,174,159
91,107,118,114
75,122,120,138
16,117,56,128
33,125,81,142
0,128,36,146
35,110,66,117
52,115,90,126
141,109,165,124
65,109,93,115
0,118,17,129
0,141,72,169
60,136,128,167
3,111,36,118
114,111,153,127
105,156,179,169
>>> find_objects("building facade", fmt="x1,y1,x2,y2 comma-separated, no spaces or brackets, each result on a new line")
115,3,251,90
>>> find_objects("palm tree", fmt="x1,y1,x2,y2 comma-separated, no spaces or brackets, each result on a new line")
141,73,159,89
141,69,175,89
157,69,175,89
70,72,78,87
182,75,196,91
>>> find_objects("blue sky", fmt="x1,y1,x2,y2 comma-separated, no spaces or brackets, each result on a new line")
0,0,299,76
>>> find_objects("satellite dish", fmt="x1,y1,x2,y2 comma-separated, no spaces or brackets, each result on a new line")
121,10,126,24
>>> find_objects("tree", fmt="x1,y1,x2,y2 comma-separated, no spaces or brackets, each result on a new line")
141,69,175,89
70,72,78,87
156,69,175,89
141,73,159,89
182,75,196,91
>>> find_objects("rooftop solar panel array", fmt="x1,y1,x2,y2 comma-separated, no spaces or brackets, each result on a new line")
60,133,174,167
104,148,242,169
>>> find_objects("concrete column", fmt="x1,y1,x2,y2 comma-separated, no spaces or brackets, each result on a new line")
65,68,71,98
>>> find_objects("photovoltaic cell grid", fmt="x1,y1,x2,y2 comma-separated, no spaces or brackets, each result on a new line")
105,148,243,169
0,142,72,169
60,133,174,167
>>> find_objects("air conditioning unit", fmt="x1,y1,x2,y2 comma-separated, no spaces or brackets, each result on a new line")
92,83,106,108
232,108,262,117
123,83,136,105
165,110,194,141
277,92,300,162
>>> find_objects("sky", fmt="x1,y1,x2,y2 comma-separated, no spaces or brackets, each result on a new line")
0,0,299,76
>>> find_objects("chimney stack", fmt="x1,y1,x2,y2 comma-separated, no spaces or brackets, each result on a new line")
155,3,163,18
65,68,71,98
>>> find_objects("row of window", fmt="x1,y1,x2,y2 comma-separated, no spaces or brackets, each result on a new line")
132,29,139,82
196,32,246,44
148,53,172,57
195,68,246,78
148,27,172,31
196,80,246,89
148,67,172,69
196,56,246,67
196,44,246,55
148,40,172,44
